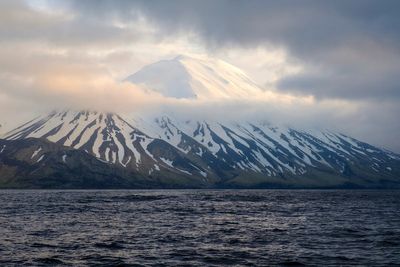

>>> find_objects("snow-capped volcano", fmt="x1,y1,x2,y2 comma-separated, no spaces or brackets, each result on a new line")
1,55,400,188
125,54,263,99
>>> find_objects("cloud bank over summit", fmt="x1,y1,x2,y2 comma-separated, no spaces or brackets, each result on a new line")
65,0,400,100
0,0,399,152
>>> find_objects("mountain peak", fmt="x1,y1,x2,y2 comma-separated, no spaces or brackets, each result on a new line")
172,53,209,61
125,54,263,99
173,54,191,61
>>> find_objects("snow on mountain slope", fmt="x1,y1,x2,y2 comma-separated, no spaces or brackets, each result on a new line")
4,111,147,168
2,111,215,179
4,109,399,184
125,54,263,99
130,115,400,175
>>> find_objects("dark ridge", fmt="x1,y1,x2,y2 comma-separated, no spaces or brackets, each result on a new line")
56,123,79,145
79,127,101,156
70,119,97,147
41,123,63,139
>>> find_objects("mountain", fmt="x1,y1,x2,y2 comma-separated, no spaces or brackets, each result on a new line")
2,110,400,188
125,54,262,99
1,55,400,188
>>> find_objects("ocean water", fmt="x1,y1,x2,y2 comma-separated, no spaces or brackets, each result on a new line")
0,190,399,266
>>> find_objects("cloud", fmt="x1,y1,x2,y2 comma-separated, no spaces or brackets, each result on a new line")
0,0,399,152
62,0,400,100
0,0,148,48
0,54,166,114
278,41,400,100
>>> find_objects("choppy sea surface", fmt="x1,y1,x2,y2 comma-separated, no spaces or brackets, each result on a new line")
0,190,399,266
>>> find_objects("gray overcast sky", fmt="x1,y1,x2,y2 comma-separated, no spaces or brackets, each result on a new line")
0,0,399,152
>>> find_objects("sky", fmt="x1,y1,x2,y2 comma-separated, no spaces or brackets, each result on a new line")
0,0,399,152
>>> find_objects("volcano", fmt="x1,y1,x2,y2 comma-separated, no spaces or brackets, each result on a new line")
1,55,399,189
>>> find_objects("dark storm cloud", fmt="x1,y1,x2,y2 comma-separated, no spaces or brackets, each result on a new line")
278,66,400,100
0,1,142,47
64,0,400,100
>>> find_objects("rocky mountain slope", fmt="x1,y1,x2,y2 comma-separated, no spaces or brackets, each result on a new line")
0,138,212,189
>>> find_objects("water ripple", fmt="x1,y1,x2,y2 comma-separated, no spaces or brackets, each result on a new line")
0,189,399,266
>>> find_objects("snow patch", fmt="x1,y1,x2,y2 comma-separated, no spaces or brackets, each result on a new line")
160,157,174,168
31,147,42,159
37,155,45,163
